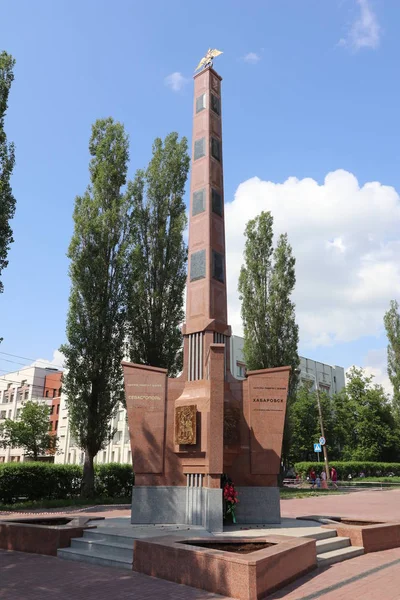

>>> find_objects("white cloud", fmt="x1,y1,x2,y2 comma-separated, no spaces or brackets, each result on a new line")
31,349,65,370
347,347,392,396
243,52,261,64
225,169,400,349
164,72,188,92
339,0,381,50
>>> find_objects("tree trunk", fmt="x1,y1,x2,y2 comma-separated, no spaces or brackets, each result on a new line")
81,450,95,498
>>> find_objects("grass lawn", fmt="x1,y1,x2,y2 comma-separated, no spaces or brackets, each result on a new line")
280,487,342,499
0,496,131,512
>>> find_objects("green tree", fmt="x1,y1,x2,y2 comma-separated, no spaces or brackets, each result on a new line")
288,384,337,463
125,133,190,375
337,367,400,462
238,212,299,466
0,52,16,319
61,118,131,497
238,213,299,385
384,299,400,418
0,401,57,460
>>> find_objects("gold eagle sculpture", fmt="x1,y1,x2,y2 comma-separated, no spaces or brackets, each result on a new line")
195,48,223,72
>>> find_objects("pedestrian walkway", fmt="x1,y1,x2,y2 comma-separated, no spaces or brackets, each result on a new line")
0,549,233,600
281,488,400,521
270,547,400,599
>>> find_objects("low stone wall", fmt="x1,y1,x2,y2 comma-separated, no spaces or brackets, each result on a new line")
133,534,316,600
0,517,95,556
323,521,400,553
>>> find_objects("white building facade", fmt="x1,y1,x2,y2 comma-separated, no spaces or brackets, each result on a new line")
56,397,132,466
0,366,55,463
230,335,345,397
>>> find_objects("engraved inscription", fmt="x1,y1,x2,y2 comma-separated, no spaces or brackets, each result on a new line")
190,249,206,281
175,405,197,445
211,93,221,115
192,189,205,216
212,188,223,216
211,137,221,162
194,138,205,160
212,250,224,283
196,93,206,113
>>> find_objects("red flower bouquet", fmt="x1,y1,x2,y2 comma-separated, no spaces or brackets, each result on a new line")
222,474,239,523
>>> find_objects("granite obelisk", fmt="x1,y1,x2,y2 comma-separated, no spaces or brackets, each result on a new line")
122,55,291,531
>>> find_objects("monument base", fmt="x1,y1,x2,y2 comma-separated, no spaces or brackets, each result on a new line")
131,486,223,532
235,487,281,524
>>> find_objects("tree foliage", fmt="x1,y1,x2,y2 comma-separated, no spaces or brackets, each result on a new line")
238,212,300,466
238,212,299,387
288,368,400,464
384,299,400,417
125,133,189,375
0,51,16,307
61,118,131,497
0,401,57,460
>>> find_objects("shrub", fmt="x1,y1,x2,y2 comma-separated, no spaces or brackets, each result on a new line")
94,463,134,498
294,461,400,480
0,462,134,504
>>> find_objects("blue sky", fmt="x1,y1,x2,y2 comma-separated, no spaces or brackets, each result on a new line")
0,0,399,388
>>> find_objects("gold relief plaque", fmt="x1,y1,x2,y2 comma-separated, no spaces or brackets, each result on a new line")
175,405,197,445
224,407,240,446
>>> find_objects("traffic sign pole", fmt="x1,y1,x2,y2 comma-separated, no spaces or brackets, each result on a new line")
315,385,330,482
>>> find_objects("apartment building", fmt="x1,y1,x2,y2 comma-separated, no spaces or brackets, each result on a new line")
230,335,345,397
55,397,131,466
0,366,60,463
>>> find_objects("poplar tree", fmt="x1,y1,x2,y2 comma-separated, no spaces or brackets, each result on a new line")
125,132,189,375
238,212,299,389
238,212,299,467
61,118,131,497
0,52,16,312
384,299,400,417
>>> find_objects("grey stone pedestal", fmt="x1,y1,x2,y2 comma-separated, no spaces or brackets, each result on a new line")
235,486,281,524
131,486,223,532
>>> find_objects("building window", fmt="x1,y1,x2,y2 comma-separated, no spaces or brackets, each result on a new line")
24,390,29,400
211,93,220,115
212,250,224,283
58,387,62,396
55,420,58,431
190,249,206,282
53,389,57,398
45,390,49,398
237,363,246,378
211,137,221,161
211,188,223,217
20,380,26,386
0,411,6,419
127,450,132,463
0,457,5,463
50,405,54,415
57,404,60,414
196,93,206,113
192,188,206,216
16,408,21,418
194,137,205,160
8,410,12,418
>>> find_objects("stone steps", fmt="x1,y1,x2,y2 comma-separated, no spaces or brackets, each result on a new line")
317,544,364,567
303,528,338,541
57,529,134,570
316,536,351,554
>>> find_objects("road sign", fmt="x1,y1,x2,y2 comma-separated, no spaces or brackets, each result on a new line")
314,443,322,453
319,437,326,446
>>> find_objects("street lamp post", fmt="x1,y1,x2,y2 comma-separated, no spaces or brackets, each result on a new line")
309,373,331,482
